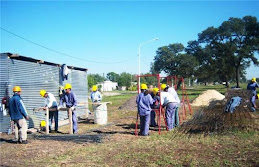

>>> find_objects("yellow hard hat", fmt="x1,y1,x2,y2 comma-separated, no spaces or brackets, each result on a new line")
140,84,147,90
92,85,97,91
40,90,47,97
251,77,256,82
64,83,72,89
161,84,167,91
257,94,259,99
40,120,46,127
13,86,21,92
153,88,159,95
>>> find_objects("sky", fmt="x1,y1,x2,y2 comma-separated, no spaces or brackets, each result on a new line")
1,1,259,79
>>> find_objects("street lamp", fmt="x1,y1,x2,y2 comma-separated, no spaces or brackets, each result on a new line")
138,38,159,92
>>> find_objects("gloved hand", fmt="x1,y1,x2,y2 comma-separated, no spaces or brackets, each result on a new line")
71,106,75,111
57,106,61,110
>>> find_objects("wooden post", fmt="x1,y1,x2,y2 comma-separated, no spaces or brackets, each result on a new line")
85,103,89,118
68,108,73,134
46,108,49,134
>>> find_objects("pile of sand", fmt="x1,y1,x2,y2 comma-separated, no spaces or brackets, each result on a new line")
192,90,225,106
179,89,258,134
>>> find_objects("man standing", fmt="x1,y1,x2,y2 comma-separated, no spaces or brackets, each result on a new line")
161,84,180,127
159,85,178,130
150,87,160,127
40,90,59,132
247,77,259,111
9,86,29,144
91,85,102,102
136,84,154,136
59,83,78,134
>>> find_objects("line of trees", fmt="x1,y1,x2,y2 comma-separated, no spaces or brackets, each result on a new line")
152,16,259,87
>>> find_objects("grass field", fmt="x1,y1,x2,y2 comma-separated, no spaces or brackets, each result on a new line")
0,85,258,167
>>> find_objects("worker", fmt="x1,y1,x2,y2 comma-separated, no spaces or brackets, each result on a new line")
91,85,102,102
160,84,179,130
136,84,154,136
161,84,180,127
59,83,78,134
40,90,59,132
247,77,259,111
150,87,160,127
9,86,29,144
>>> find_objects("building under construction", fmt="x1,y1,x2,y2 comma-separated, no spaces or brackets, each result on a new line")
0,53,89,133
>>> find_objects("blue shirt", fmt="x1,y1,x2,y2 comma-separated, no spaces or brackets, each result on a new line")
247,82,259,95
136,92,154,116
91,91,102,102
9,94,28,120
59,91,78,108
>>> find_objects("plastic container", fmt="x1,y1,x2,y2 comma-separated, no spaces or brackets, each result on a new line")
93,103,108,125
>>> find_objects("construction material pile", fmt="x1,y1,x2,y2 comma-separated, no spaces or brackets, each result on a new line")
118,95,137,111
192,89,225,106
180,89,259,134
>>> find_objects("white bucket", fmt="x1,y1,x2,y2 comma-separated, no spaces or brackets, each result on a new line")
93,103,108,125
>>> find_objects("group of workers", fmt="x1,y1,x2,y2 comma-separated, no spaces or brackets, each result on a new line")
136,83,180,136
7,77,258,143
9,83,102,144
9,83,78,144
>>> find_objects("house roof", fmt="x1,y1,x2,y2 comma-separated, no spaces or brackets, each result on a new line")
1,52,88,72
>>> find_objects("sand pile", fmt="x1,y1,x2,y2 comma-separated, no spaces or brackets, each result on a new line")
118,95,137,111
179,89,259,134
192,90,225,106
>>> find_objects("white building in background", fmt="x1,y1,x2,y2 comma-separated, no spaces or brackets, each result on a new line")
97,81,118,92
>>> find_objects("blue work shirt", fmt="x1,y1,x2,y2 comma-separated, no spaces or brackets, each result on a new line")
59,91,78,108
136,92,154,116
9,94,28,120
247,82,259,95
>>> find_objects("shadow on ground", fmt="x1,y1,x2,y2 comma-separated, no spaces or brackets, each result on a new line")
31,134,104,144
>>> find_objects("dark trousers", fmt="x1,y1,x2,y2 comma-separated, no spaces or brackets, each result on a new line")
49,110,58,131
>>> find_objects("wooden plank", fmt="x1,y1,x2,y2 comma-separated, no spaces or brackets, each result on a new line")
68,108,73,134
46,108,49,134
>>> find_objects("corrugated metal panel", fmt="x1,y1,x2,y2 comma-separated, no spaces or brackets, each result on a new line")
0,54,11,132
61,69,89,118
0,54,88,133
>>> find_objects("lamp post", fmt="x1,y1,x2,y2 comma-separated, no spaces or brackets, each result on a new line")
138,38,159,92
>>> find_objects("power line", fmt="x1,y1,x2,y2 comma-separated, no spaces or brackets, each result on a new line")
0,27,130,64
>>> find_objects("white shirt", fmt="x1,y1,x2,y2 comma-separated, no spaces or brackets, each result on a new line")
45,93,58,108
168,87,181,105
91,91,102,102
160,92,178,106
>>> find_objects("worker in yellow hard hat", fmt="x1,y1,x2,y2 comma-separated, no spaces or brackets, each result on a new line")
160,83,180,130
40,89,59,132
59,83,78,133
91,85,102,102
9,86,29,144
136,83,154,136
247,77,259,112
150,88,160,127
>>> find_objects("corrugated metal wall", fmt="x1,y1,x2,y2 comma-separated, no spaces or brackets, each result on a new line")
0,55,11,132
0,54,88,132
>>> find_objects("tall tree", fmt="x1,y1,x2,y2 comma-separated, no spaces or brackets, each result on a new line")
153,43,198,78
198,16,259,87
118,72,132,87
106,72,119,82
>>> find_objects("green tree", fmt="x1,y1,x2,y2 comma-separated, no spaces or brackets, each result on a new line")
118,72,132,87
198,16,259,87
106,72,119,82
153,43,198,78
87,74,105,90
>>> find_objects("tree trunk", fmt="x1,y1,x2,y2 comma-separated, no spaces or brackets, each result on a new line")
235,66,240,88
